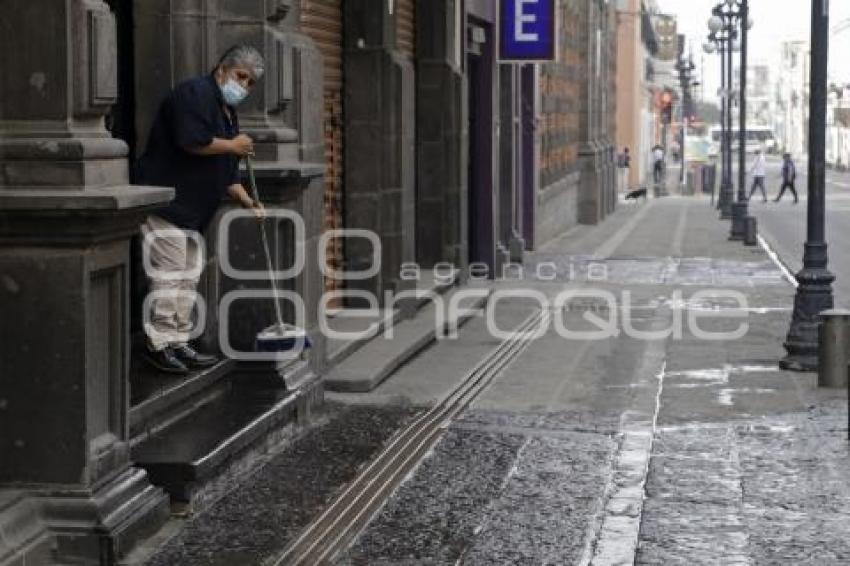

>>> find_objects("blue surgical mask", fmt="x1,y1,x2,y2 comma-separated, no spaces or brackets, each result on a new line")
221,79,248,106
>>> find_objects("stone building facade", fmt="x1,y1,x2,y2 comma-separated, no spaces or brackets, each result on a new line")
535,0,618,246
0,1,619,563
616,0,661,190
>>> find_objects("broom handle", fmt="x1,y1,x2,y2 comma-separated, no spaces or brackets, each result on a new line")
245,157,285,330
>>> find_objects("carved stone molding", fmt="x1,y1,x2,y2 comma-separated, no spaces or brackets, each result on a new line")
73,0,118,117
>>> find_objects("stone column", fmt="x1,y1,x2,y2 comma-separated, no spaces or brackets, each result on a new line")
578,0,617,225
0,0,172,562
603,2,618,217
577,0,603,225
343,0,416,303
416,0,467,269
498,65,525,264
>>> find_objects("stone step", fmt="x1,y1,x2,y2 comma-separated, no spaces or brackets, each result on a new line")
0,491,52,566
130,369,321,510
324,269,459,369
130,357,236,440
323,287,491,393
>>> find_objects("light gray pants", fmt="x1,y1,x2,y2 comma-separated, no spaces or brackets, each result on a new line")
141,215,203,351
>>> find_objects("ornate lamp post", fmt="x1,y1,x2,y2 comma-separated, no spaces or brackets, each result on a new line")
708,0,753,240
704,25,730,216
781,0,834,371
706,6,741,219
731,1,753,241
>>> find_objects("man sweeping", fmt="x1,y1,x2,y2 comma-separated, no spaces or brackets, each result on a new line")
136,45,265,374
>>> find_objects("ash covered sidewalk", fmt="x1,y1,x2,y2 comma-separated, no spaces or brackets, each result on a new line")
134,196,850,565
344,195,850,565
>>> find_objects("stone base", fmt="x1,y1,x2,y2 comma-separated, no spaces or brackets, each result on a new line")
37,467,169,564
782,263,836,373
0,491,54,566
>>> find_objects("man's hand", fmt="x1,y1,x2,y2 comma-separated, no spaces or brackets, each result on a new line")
247,199,266,221
227,183,265,221
229,134,254,157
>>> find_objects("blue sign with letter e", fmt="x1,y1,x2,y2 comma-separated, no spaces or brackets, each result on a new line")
499,0,557,62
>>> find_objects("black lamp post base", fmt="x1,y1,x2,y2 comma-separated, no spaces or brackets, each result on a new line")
781,324,821,371
781,256,835,372
729,201,748,240
718,182,734,219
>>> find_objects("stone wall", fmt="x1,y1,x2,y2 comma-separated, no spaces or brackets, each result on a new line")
536,0,619,246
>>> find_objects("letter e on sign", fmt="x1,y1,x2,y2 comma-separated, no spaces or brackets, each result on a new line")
499,0,557,62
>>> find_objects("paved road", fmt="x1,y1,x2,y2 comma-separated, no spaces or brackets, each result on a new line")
745,156,850,307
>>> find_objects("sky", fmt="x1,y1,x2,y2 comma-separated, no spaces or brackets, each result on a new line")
656,0,850,102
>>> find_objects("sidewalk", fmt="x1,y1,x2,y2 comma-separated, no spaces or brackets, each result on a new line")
342,196,850,564
134,196,850,565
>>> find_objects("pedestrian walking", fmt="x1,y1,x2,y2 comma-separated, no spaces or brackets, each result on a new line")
135,44,266,374
652,145,665,185
774,152,799,204
748,149,768,202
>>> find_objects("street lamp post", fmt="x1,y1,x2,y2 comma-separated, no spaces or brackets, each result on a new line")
676,56,698,189
781,0,835,371
726,32,736,218
705,30,729,215
708,5,741,220
729,0,750,241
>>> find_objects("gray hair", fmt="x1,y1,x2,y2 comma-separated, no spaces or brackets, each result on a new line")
216,45,265,79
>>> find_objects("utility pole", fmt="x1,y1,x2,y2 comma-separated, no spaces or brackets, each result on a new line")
781,0,835,371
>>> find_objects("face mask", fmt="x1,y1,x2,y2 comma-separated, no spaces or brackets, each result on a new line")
221,79,248,106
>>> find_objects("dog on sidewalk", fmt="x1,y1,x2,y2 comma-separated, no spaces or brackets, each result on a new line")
625,187,648,202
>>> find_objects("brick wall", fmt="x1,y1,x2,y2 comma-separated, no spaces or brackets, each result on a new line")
539,0,583,189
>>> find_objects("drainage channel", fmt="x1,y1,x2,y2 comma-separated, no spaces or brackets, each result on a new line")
270,309,551,566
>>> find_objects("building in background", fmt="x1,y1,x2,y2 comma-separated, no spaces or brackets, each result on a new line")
732,63,773,127
649,10,683,162
826,85,850,170
774,40,810,158
615,0,660,190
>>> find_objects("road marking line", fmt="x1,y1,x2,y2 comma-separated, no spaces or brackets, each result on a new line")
757,234,798,288
671,200,690,258
593,199,656,259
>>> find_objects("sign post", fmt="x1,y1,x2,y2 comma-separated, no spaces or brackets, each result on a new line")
498,0,558,62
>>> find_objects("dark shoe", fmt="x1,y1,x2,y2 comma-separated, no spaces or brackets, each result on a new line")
143,347,189,375
173,344,219,369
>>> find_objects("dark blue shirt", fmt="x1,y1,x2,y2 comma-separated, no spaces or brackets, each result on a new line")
136,74,240,231
782,159,796,183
